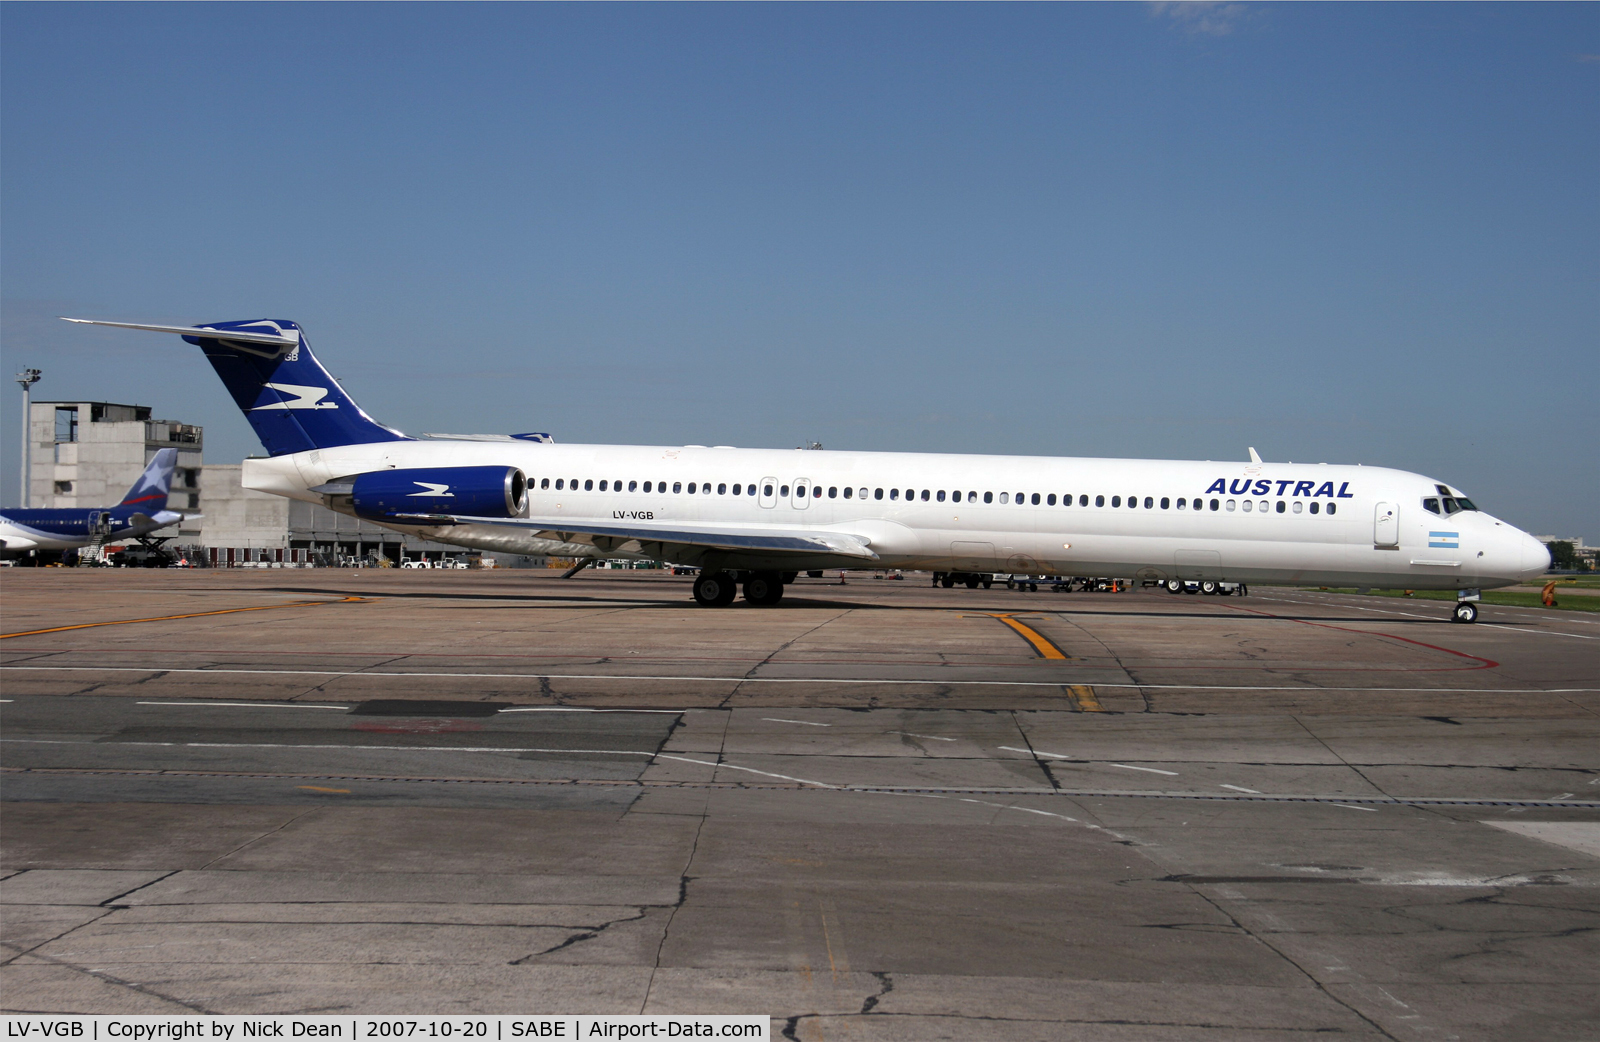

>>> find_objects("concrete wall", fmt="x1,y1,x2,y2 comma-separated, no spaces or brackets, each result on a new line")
194,465,291,550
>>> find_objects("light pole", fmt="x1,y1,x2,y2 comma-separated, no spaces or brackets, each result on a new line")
15,368,41,508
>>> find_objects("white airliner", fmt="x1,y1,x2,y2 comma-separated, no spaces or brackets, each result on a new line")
62,317,1550,620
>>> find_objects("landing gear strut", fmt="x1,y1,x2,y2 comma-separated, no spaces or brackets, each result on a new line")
693,571,738,607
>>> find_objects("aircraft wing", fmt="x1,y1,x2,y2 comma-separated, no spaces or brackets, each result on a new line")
411,514,879,561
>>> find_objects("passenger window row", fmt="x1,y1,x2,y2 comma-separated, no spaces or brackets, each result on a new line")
531,477,1338,515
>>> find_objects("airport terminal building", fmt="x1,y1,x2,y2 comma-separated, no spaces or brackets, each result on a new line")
28,398,493,565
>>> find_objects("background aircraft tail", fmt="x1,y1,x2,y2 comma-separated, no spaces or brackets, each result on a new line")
119,448,178,508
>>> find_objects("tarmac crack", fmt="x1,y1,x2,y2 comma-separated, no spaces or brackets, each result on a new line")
721,609,857,708
0,946,215,1014
198,808,319,869
1184,886,1403,1041
858,970,893,1014
508,908,651,964
638,793,709,1013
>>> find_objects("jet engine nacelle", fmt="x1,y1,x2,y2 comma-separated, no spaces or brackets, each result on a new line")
351,466,527,520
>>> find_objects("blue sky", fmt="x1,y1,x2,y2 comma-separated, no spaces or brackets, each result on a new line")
3,3,1595,538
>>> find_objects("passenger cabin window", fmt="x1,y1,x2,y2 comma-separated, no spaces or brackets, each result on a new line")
1226,500,1236,512
555,479,564,490
1160,497,1169,509
1079,494,1088,506
874,488,883,500
766,484,775,497
1210,499,1220,511
1328,503,1338,515
999,492,1009,504
628,480,637,492
1047,494,1056,505
1242,500,1252,512
1176,498,1185,509
1096,495,1105,507
1144,497,1153,509
673,482,683,493
717,483,727,495
829,487,838,498
585,480,594,491
541,478,550,490
920,490,930,501
1293,501,1303,513
984,491,993,504
1309,502,1320,514
1111,496,1121,507
1275,501,1285,513
1031,493,1040,505
599,480,608,491
936,490,946,502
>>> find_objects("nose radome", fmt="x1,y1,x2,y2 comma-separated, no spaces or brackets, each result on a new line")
1520,533,1552,580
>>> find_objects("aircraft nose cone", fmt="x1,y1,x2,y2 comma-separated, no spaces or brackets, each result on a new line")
1520,533,1552,581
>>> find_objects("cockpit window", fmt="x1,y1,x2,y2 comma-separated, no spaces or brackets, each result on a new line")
1423,497,1441,515
1441,497,1459,514
1455,497,1477,511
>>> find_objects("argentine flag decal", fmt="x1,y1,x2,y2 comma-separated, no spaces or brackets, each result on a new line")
1428,531,1460,549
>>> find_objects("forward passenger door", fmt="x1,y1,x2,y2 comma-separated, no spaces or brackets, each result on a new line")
1374,502,1399,548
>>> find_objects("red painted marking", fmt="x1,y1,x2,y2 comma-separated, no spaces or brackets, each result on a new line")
1222,604,1499,670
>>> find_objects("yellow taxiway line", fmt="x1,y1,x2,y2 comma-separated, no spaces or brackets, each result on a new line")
0,596,369,640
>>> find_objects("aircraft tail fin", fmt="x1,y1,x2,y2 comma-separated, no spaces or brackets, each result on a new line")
60,318,409,456
120,448,178,508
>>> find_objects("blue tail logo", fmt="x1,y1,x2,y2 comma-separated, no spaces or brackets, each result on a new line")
181,319,408,456
59,316,408,456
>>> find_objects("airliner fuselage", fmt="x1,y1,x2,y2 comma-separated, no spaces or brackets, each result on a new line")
242,440,1548,592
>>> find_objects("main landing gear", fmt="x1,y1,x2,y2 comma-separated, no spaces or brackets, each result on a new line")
693,570,786,607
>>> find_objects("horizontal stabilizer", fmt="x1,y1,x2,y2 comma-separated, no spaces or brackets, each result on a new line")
61,317,299,348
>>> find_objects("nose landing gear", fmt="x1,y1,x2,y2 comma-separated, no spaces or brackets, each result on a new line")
1452,589,1481,623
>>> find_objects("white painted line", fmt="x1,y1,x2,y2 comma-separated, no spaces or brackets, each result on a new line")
498,707,682,714
0,737,839,789
1479,624,1598,641
1554,793,1575,800
1268,594,1600,634
1108,763,1179,776
0,699,12,703
654,754,836,789
958,797,1083,823
5,666,1593,694
888,731,957,742
1331,803,1379,812
135,701,350,710
762,718,832,727
999,745,1070,759
1220,784,1262,794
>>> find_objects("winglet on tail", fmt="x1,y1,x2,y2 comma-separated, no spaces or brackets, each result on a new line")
60,317,408,456
120,448,178,508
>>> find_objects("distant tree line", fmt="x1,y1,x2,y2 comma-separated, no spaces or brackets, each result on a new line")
1544,540,1592,572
